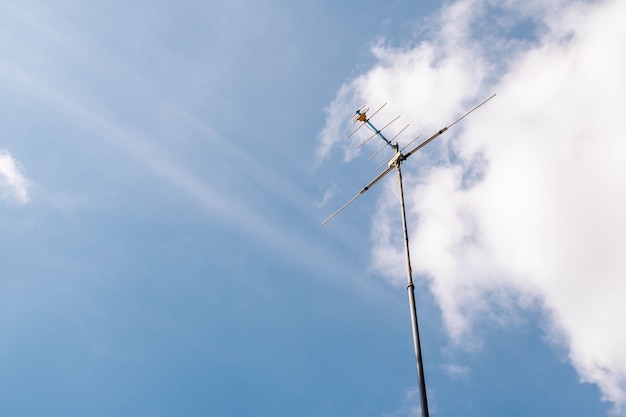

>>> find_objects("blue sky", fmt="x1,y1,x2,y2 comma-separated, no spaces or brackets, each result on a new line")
1,0,625,416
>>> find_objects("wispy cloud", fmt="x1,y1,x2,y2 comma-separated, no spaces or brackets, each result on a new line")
320,0,626,411
316,182,337,208
442,363,470,381
0,150,29,203
380,386,422,417
0,2,360,282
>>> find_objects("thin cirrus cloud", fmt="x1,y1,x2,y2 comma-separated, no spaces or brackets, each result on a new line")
319,0,626,411
0,150,29,204
0,2,356,279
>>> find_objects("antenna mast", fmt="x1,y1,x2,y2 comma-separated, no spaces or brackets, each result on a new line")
321,94,496,417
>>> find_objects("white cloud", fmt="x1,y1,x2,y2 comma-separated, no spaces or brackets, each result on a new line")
380,387,422,417
442,363,470,381
320,0,626,411
0,150,29,203
317,182,338,208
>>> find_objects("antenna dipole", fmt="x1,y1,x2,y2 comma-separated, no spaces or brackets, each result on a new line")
321,94,496,417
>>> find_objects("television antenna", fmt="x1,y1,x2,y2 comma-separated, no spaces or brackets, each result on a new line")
321,94,496,417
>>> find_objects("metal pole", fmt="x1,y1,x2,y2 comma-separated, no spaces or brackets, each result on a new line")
396,160,430,417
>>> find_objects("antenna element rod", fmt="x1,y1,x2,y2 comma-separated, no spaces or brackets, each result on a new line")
448,93,496,129
320,166,394,226
404,93,497,159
